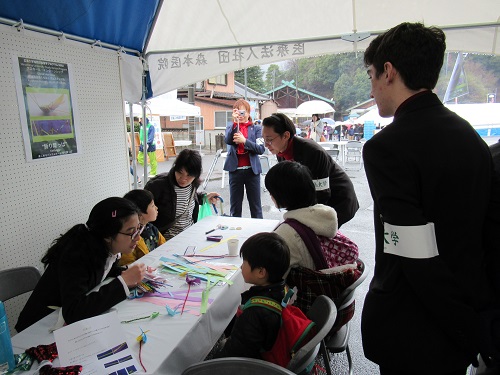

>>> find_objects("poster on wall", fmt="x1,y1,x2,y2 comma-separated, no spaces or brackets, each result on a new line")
12,56,80,161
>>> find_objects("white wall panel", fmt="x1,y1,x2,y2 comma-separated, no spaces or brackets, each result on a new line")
0,25,132,333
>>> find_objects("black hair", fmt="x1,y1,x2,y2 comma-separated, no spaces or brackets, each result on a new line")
42,197,140,267
265,161,317,210
240,232,290,283
262,113,296,136
123,189,154,214
364,22,446,90
169,149,202,187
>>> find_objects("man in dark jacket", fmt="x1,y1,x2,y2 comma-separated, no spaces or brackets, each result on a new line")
361,22,495,375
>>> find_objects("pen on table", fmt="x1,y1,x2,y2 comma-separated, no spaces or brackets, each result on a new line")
205,228,216,234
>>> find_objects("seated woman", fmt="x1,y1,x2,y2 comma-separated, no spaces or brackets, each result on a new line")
265,161,361,328
119,189,166,266
16,197,147,332
265,161,357,277
144,149,219,240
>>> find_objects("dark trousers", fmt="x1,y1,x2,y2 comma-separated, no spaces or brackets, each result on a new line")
228,168,262,218
380,367,467,375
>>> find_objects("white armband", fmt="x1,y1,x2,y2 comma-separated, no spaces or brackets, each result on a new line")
383,222,439,259
313,177,329,191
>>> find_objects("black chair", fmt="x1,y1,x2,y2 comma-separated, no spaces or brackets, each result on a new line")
182,357,297,375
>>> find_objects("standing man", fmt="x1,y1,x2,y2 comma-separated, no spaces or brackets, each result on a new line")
137,118,157,178
361,22,495,374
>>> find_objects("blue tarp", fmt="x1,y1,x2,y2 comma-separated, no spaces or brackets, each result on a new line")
0,0,159,52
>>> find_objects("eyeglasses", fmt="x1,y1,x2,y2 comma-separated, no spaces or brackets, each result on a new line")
264,135,280,146
118,224,145,240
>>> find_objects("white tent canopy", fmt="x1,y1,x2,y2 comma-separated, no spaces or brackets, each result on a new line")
127,94,201,117
144,0,500,98
1,1,499,100
356,103,500,128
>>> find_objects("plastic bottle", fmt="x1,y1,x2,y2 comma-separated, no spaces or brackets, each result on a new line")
0,301,14,374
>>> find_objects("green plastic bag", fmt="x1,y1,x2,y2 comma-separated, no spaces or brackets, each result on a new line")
197,194,213,221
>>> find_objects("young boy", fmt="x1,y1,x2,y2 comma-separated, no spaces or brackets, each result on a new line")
119,189,166,266
214,232,290,359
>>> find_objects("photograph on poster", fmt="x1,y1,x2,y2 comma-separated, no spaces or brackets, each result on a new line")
12,56,80,161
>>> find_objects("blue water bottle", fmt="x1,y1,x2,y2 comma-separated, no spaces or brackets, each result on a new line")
0,301,14,374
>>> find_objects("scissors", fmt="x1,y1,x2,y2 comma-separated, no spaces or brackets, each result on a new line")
128,287,145,299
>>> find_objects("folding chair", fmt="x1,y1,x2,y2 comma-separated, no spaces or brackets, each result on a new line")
182,357,296,375
0,266,41,334
320,259,369,375
0,266,41,302
344,141,363,170
287,295,337,374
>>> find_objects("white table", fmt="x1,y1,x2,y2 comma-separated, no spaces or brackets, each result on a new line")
318,141,348,166
11,215,279,375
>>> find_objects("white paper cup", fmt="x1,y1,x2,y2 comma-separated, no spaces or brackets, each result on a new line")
227,238,239,256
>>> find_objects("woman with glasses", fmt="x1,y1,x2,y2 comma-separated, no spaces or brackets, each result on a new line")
223,99,265,218
261,113,359,227
119,189,166,266
16,197,147,332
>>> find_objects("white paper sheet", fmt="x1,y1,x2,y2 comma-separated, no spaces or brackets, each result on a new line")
54,311,140,375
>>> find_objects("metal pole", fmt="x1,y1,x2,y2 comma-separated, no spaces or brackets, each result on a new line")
244,68,248,100
129,102,139,189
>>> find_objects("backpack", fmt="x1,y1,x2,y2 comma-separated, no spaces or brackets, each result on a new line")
282,218,362,332
284,218,359,269
241,289,316,368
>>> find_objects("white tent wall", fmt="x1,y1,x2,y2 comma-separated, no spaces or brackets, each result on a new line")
0,25,131,331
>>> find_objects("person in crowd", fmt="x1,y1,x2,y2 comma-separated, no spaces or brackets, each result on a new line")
347,124,355,140
261,113,359,227
308,114,324,142
213,232,290,359
16,197,147,332
119,189,166,266
144,149,219,240
223,99,265,218
265,161,338,276
327,124,334,141
137,118,157,177
361,22,495,375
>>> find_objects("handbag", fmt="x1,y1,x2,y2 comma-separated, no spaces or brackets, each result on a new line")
197,194,213,221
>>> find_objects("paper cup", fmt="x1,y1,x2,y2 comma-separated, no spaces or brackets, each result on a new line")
227,238,239,256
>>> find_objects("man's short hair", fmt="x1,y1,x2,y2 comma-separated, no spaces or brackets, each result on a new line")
240,232,290,283
364,22,446,90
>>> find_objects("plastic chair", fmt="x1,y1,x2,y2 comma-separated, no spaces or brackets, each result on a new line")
287,295,337,374
326,148,340,161
182,357,296,375
0,266,41,302
320,259,369,375
344,141,363,170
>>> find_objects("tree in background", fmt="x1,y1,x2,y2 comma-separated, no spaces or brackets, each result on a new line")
235,66,265,93
264,64,287,92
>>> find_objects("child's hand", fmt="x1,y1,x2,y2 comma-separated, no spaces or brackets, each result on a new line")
122,263,147,287
206,192,220,205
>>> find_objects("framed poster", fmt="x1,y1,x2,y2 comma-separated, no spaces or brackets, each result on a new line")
12,56,80,161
